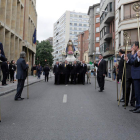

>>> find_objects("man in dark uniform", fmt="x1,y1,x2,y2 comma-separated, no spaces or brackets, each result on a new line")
122,48,135,107
118,49,125,102
94,54,106,92
1,60,8,86
80,61,87,85
59,61,64,84
15,52,29,101
71,61,78,84
63,60,70,86
53,61,59,85
43,64,50,82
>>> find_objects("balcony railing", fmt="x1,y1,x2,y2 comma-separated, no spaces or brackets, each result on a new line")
124,14,136,20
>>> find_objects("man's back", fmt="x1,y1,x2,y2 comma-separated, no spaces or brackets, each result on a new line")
16,58,28,79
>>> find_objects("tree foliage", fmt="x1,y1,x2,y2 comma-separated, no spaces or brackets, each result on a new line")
35,40,53,67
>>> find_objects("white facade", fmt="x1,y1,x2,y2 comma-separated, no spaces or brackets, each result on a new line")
115,0,139,54
53,11,89,64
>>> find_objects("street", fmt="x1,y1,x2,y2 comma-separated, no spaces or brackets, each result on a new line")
0,77,140,140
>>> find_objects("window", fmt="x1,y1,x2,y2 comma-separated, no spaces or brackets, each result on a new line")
96,17,100,23
70,23,72,25
70,27,72,30
110,2,112,12
74,32,77,34
96,37,100,42
79,28,82,30
74,27,77,30
96,27,100,33
74,23,77,26
79,15,82,18
79,23,82,26
96,47,99,52
96,8,100,12
70,31,72,34
83,24,87,27
70,14,73,17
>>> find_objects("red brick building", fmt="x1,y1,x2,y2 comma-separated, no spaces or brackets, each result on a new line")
77,30,89,63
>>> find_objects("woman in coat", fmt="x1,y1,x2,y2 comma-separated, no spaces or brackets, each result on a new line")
9,60,16,83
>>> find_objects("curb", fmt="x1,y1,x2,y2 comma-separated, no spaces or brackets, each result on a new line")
0,79,44,97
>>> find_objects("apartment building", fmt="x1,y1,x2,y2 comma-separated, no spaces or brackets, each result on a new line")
115,0,139,53
0,0,37,69
53,11,89,64
77,30,89,63
88,3,100,62
100,0,115,75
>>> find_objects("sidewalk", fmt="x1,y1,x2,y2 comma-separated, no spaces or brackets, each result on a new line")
0,75,45,96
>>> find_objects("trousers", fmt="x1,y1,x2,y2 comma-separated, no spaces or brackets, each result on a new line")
15,79,25,99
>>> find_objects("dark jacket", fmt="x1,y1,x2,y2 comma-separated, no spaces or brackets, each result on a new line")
1,61,8,74
43,66,50,74
0,54,7,62
9,64,16,73
118,55,124,79
59,64,64,74
0,43,5,57
128,53,140,80
80,64,87,74
126,53,132,79
53,65,59,74
94,59,106,76
71,64,78,75
63,64,70,74
16,58,28,79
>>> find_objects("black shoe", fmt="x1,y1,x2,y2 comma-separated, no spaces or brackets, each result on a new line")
15,98,24,101
122,103,128,107
98,90,103,92
120,99,124,102
133,108,140,113
129,108,138,112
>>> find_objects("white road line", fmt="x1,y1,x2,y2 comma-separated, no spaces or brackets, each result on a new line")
63,94,67,103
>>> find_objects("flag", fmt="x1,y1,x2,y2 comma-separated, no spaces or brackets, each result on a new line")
33,28,36,45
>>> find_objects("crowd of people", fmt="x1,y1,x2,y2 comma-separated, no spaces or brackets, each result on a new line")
53,60,90,85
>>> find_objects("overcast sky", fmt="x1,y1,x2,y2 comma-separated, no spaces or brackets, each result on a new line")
36,0,100,41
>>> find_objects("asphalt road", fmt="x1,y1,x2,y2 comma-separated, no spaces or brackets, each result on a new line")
0,77,140,140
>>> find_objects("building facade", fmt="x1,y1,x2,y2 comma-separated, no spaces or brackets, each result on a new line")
115,0,139,53
53,11,89,64
77,30,89,63
100,0,115,76
0,0,37,67
46,37,53,46
88,3,100,62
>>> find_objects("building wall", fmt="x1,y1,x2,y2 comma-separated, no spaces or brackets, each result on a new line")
77,30,89,62
0,0,37,69
88,3,100,62
115,0,139,54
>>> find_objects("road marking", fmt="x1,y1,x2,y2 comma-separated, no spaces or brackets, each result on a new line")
63,94,67,103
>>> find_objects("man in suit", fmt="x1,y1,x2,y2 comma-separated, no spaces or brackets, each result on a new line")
80,61,87,85
118,49,125,102
53,61,59,85
63,60,70,86
15,52,29,101
122,49,135,107
1,60,8,86
125,41,140,113
43,64,50,82
59,61,64,84
94,54,106,92
71,61,78,84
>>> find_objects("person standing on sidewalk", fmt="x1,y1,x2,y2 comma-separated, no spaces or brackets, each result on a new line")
108,67,111,78
113,66,116,81
37,64,42,79
43,64,50,82
15,52,29,101
9,60,16,83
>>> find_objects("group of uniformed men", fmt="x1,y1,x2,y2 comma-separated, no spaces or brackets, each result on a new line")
53,60,87,85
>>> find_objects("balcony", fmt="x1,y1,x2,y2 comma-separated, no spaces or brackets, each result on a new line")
104,12,115,23
104,32,112,41
124,14,136,20
103,45,115,57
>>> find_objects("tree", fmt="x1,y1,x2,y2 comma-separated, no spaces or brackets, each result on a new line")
35,40,54,67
